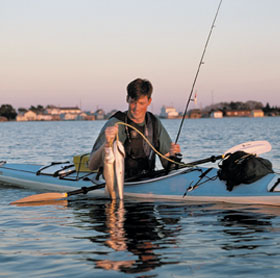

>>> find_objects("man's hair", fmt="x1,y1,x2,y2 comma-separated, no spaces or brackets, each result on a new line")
127,78,153,100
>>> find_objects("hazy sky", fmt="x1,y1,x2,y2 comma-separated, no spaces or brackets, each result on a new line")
1,0,279,113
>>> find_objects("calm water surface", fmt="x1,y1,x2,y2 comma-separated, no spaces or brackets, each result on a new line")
1,117,280,277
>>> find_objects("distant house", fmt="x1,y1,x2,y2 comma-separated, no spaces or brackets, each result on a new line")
160,106,179,119
46,106,81,115
225,110,251,117
210,110,223,118
51,115,61,121
59,107,81,114
46,106,61,115
94,109,105,120
16,110,37,121
43,106,82,121
85,115,95,121
251,109,264,118
36,114,54,121
188,109,202,119
83,111,96,121
60,113,78,121
76,112,93,121
16,110,60,121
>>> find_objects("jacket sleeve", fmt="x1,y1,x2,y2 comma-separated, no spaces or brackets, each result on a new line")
155,117,173,169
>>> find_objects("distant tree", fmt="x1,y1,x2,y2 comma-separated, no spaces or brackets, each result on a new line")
229,102,240,110
18,107,28,114
29,105,45,113
263,103,280,114
203,100,279,116
29,105,37,112
263,103,271,113
0,104,17,120
37,105,44,112
246,101,263,110
46,104,56,109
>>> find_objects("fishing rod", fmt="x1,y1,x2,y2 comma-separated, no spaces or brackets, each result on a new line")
175,0,223,144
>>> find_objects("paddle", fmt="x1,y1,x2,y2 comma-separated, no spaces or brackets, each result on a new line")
224,140,272,156
10,140,271,205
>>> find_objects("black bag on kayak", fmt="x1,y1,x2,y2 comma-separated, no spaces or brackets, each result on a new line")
218,151,273,191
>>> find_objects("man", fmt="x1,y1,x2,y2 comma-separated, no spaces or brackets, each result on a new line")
88,78,181,178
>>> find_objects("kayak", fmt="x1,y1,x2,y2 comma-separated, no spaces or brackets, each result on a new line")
1,160,280,206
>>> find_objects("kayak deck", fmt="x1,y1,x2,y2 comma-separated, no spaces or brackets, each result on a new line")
1,162,280,206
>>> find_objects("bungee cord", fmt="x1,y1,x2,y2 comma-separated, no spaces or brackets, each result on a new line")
75,121,191,173
116,121,191,167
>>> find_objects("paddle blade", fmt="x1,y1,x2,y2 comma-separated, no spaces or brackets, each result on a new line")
224,140,271,156
10,192,68,205
12,199,68,207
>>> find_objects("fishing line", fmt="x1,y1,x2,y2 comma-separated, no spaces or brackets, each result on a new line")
175,0,223,143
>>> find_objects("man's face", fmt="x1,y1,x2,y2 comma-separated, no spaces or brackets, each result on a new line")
127,95,152,123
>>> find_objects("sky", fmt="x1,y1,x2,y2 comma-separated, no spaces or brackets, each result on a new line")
1,0,279,114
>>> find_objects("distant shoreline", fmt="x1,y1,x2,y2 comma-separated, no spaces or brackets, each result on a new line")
1,115,279,123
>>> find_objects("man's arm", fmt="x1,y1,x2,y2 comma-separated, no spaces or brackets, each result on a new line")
88,142,106,171
88,119,126,170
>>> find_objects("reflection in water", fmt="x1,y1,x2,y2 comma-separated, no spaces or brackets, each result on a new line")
2,119,280,277
68,199,182,274
96,200,135,271
66,199,279,275
104,200,127,251
218,209,275,252
11,199,69,207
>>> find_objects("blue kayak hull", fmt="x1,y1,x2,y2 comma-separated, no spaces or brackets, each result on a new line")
1,162,280,206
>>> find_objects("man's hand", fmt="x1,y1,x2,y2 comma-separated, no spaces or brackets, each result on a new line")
105,125,118,147
169,143,181,157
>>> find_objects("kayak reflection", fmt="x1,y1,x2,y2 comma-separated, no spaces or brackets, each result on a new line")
217,209,275,251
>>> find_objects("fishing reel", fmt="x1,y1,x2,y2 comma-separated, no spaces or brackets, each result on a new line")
166,152,183,173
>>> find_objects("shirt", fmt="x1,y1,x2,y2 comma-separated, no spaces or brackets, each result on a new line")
91,112,172,168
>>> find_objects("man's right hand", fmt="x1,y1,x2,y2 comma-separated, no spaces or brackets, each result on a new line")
105,125,118,146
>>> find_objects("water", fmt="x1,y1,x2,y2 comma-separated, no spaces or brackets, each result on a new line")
1,117,280,277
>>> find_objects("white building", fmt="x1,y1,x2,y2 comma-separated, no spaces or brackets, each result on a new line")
16,110,37,121
210,111,223,118
160,106,179,119
36,114,53,121
46,106,81,115
251,109,264,118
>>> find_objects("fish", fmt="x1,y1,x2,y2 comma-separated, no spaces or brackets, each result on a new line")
103,140,125,199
